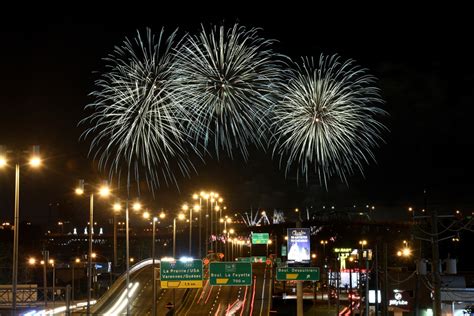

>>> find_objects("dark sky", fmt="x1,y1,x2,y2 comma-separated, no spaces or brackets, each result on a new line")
1,4,473,224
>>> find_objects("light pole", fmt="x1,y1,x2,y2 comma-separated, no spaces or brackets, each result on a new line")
221,217,232,258
173,213,186,258
49,259,56,309
75,179,110,315
28,256,47,307
143,210,165,316
359,240,368,316
71,258,80,303
182,204,193,256
210,194,216,253
193,204,201,256
224,227,235,260
193,193,203,258
0,145,42,311
41,252,48,307
202,192,210,257
126,200,141,315
320,240,328,306
113,202,121,272
267,239,273,257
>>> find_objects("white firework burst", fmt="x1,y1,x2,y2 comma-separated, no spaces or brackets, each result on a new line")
173,23,284,159
81,28,197,191
271,54,387,186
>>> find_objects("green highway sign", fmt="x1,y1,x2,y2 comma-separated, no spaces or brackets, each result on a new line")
251,233,269,244
252,256,266,263
209,262,252,286
236,257,251,262
276,267,320,281
160,259,203,288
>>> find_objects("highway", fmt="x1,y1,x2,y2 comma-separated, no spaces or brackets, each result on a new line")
84,260,273,315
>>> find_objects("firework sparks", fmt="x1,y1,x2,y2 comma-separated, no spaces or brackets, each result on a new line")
271,54,387,186
81,28,197,191
173,23,284,159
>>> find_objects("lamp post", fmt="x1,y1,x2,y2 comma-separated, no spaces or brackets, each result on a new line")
49,259,56,309
72,258,80,303
203,192,210,256
182,204,193,256
112,202,121,272
193,204,201,257
75,179,110,315
173,213,186,258
359,240,368,316
267,239,273,257
143,211,165,316
28,256,47,308
224,227,234,260
221,217,232,259
210,194,216,253
41,252,48,307
0,145,42,311
193,193,202,258
125,200,141,316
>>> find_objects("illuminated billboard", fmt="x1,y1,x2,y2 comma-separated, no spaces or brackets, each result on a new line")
287,228,311,266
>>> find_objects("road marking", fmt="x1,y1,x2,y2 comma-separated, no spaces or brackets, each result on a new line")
259,265,267,316
267,267,273,315
239,286,249,316
249,275,257,315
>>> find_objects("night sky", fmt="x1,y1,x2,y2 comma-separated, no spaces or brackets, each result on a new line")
1,4,473,224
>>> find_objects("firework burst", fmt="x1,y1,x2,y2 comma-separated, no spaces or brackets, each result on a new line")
81,28,197,191
173,23,284,159
271,54,387,186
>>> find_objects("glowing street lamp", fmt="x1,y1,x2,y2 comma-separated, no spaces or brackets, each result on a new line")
193,193,204,258
1,145,42,311
141,209,164,316
75,179,110,315
173,213,186,258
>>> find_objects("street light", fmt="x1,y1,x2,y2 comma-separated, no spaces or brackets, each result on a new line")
112,201,122,273
75,179,110,315
182,203,194,256
193,193,203,258
0,145,42,311
397,240,412,257
359,240,369,316
267,238,273,256
71,258,81,303
28,253,53,308
48,259,56,309
173,213,186,258
123,199,141,316
143,210,165,316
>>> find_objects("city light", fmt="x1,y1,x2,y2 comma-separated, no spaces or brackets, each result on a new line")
98,185,110,197
29,156,42,168
0,156,6,167
179,256,194,262
133,202,142,211
113,203,122,212
28,258,36,265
